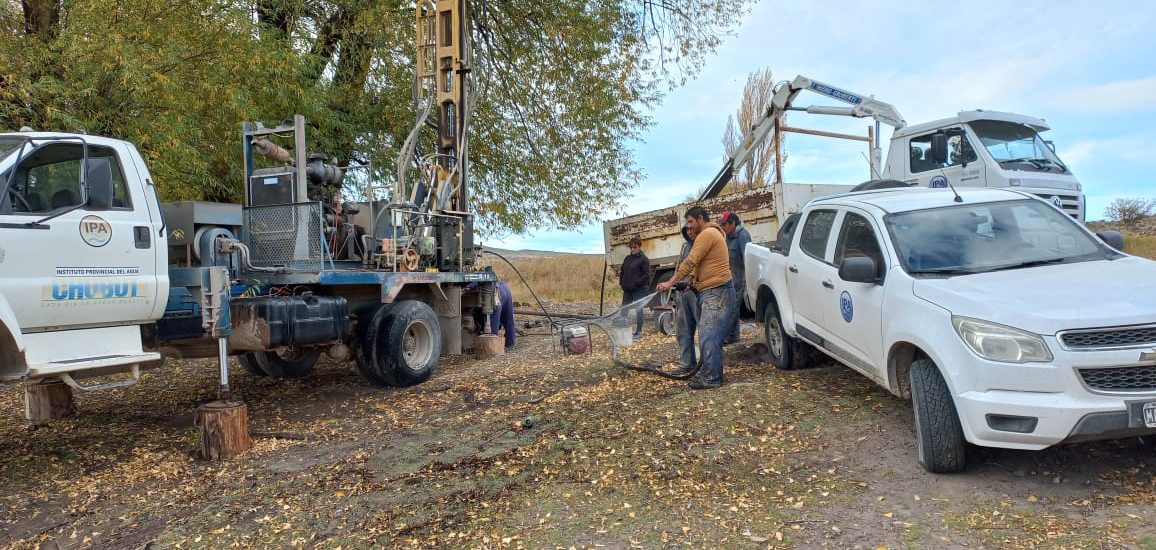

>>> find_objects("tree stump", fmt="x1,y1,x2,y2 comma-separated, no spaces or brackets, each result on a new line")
25,380,75,422
476,334,504,359
194,399,251,460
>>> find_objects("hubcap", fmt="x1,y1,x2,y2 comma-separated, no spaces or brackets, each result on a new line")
767,318,784,358
402,320,433,370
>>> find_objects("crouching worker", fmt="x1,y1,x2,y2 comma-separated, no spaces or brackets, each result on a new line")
472,280,517,349
657,206,736,389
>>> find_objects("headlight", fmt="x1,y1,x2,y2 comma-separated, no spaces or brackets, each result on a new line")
952,316,1052,363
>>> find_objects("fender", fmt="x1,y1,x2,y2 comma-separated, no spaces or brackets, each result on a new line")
0,292,28,380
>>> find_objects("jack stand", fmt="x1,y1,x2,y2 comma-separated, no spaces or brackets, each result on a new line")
24,378,75,424
195,338,251,460
194,267,251,460
476,282,504,359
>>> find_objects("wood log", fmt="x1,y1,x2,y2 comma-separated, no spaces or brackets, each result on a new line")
24,381,75,422
194,399,252,460
475,334,504,359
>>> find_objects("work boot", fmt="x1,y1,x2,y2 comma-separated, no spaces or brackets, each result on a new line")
687,377,721,390
632,331,644,340
670,364,697,377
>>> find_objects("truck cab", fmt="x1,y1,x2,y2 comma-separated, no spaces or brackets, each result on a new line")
0,133,168,382
883,111,1085,221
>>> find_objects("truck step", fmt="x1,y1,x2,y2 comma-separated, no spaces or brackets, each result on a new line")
27,352,162,378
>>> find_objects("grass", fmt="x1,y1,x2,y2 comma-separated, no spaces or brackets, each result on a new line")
1125,233,1156,259
479,253,622,303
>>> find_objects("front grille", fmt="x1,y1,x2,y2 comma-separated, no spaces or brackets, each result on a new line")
1079,366,1156,393
1029,192,1080,219
1059,325,1156,349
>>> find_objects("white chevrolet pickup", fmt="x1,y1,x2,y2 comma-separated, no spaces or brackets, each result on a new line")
745,186,1156,473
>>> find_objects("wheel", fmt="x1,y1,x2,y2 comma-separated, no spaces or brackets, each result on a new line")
243,348,321,379
237,354,267,377
909,356,967,473
360,300,440,387
657,311,675,336
653,271,673,307
763,300,809,370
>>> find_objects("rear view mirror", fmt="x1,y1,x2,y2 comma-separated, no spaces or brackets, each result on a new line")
839,256,879,284
1096,230,1125,252
85,157,114,210
930,132,948,165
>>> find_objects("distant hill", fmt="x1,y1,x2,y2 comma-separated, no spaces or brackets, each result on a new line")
482,247,599,259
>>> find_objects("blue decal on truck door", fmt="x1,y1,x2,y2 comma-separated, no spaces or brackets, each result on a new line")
840,291,854,322
929,175,948,188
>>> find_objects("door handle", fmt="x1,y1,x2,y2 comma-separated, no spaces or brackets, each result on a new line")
133,226,151,249
788,266,799,273
822,280,834,289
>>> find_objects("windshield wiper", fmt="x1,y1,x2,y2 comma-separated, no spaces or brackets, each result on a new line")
1031,157,1068,172
1000,157,1047,170
982,257,1066,272
909,267,976,276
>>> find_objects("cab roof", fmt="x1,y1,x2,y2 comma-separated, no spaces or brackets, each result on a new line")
811,187,1031,214
893,110,1050,139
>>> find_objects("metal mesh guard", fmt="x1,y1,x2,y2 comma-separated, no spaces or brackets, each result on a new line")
242,202,324,267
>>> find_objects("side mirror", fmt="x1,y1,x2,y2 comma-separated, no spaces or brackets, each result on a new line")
839,256,879,284
929,132,948,165
85,157,114,210
1096,230,1125,252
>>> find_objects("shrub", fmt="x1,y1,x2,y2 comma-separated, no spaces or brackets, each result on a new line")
1104,197,1156,226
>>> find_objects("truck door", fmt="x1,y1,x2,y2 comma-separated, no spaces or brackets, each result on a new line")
905,128,986,191
785,208,838,342
0,140,161,330
824,209,888,378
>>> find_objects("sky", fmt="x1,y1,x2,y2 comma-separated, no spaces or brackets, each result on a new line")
487,0,1156,254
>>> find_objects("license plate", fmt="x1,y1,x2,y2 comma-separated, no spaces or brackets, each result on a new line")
1144,402,1156,428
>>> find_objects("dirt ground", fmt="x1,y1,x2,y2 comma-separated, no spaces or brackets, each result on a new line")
2,307,1156,549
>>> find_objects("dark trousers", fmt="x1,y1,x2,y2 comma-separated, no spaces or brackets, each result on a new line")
676,288,699,368
621,288,648,334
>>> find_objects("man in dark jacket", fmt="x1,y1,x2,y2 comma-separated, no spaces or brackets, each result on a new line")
721,211,752,344
619,236,651,339
673,224,700,374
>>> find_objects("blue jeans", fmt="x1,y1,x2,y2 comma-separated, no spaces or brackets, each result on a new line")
676,288,699,368
728,280,746,341
697,282,737,385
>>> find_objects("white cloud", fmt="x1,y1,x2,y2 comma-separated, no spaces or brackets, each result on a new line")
1050,77,1156,113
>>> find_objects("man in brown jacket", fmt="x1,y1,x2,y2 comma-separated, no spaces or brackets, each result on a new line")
657,206,737,389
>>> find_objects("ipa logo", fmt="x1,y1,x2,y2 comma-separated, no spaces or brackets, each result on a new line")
79,215,112,247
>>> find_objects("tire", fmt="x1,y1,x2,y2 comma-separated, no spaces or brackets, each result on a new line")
653,271,673,307
909,356,968,473
237,354,267,377
657,311,675,336
360,300,440,387
244,348,321,379
763,300,809,370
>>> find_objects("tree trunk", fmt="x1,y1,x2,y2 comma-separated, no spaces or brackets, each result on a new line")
195,400,252,460
475,334,504,359
24,380,75,422
21,0,62,40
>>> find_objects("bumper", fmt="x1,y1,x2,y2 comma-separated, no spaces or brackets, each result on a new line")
956,389,1156,450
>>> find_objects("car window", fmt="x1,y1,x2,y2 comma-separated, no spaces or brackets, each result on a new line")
909,129,978,173
834,212,885,279
6,143,132,213
798,209,837,261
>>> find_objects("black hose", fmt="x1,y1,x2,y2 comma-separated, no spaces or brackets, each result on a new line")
484,248,558,328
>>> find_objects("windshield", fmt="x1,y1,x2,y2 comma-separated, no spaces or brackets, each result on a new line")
887,199,1113,276
969,120,1068,173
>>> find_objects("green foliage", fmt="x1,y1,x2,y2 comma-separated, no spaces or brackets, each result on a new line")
1,0,755,234
1104,197,1156,226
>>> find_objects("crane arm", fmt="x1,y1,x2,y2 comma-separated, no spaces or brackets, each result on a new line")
699,75,906,201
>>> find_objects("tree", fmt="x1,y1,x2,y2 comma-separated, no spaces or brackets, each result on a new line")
1105,197,1156,226
722,67,781,191
1,0,757,234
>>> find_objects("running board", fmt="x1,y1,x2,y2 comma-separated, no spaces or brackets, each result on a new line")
27,352,162,380
59,365,142,392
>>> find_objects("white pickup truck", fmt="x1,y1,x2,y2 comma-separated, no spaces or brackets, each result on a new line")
744,186,1156,473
